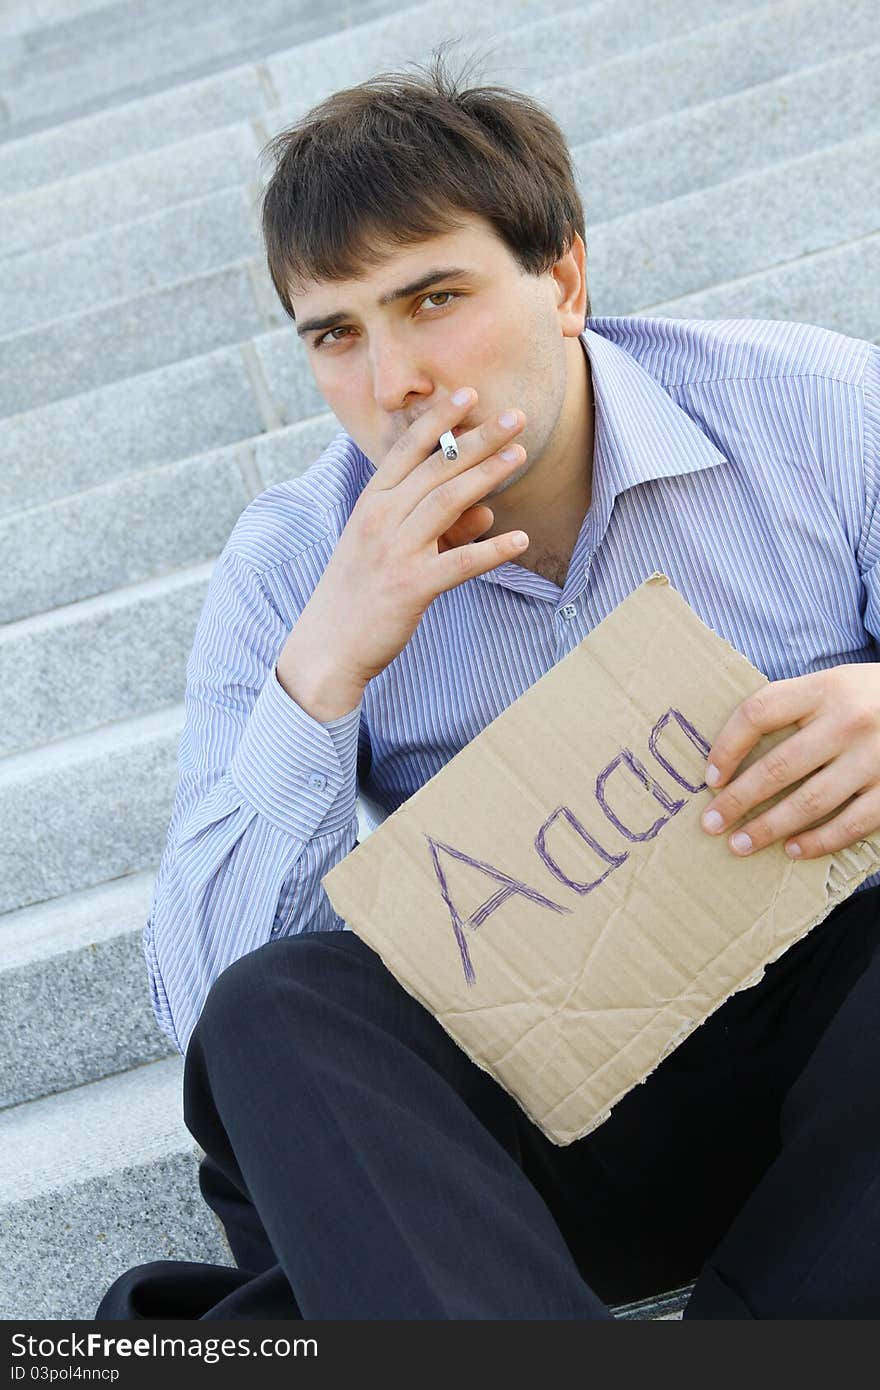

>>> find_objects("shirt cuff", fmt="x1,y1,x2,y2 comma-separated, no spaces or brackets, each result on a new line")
230,667,362,839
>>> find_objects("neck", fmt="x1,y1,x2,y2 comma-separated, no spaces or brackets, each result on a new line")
486,337,594,570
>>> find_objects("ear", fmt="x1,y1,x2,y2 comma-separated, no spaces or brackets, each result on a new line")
552,232,589,334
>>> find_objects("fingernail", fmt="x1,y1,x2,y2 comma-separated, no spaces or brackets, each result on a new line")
730,832,752,854
786,842,802,859
499,445,520,461
452,388,472,406
498,409,518,428
702,810,724,833
705,763,721,786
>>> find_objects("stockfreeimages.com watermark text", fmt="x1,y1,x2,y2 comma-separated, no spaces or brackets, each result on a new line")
10,1332,315,1370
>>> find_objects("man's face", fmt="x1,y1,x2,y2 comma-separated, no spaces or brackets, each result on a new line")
289,212,578,498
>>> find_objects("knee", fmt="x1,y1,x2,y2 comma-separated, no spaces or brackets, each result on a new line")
194,930,368,1052
95,1261,181,1319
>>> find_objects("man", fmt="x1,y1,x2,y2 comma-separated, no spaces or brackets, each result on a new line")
96,52,880,1319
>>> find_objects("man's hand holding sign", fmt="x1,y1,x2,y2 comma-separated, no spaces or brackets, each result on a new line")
701,666,880,862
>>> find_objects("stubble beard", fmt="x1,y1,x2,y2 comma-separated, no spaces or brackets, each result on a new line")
483,453,534,499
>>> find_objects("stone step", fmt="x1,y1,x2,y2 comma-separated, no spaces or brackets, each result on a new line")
0,0,118,41
0,705,183,917
0,257,285,418
0,330,327,518
0,0,390,83
0,116,266,259
0,1056,229,1320
0,0,219,79
614,1285,692,1319
0,438,253,626
0,0,404,137
0,0,571,189
0,870,175,1109
0,0,768,256
590,128,880,315
0,48,267,197
530,0,878,149
6,38,876,335
0,566,214,757
648,234,880,345
0,412,339,625
570,43,880,224
0,185,263,337
268,0,773,133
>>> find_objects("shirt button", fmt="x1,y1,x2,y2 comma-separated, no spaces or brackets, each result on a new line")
559,603,577,621
308,772,328,791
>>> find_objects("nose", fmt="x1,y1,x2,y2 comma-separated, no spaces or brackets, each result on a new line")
369,334,433,415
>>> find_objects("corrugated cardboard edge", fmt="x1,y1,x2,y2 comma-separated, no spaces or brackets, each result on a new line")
562,834,880,1143
325,573,880,1145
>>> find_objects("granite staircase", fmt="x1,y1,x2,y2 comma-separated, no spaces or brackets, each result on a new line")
0,0,877,1319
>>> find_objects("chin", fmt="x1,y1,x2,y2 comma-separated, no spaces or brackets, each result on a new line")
487,459,532,497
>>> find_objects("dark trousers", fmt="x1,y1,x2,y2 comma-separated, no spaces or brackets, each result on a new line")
96,885,880,1319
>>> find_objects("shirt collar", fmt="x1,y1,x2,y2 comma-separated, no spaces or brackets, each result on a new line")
580,321,728,506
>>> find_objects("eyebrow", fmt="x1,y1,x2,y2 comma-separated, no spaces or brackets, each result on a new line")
294,266,475,338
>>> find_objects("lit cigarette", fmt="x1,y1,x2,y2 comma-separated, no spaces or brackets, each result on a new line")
439,430,459,461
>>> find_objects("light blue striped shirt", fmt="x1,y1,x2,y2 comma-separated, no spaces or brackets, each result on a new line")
146,315,880,1055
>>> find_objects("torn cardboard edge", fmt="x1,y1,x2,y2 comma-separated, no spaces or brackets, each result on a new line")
324,574,880,1145
577,833,880,1138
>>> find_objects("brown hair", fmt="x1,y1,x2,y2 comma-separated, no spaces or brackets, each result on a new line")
259,42,589,323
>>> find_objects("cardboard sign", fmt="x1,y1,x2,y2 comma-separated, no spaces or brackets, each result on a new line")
323,575,880,1145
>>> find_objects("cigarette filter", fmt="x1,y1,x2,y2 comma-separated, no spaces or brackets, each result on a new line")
439,430,459,461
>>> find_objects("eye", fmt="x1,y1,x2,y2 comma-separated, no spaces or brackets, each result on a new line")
312,290,459,349
422,291,456,309
314,324,353,349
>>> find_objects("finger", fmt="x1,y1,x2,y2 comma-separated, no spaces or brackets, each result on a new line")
704,674,821,788
700,718,846,840
430,529,529,592
394,407,526,519
367,387,478,492
402,441,527,549
702,752,866,858
782,787,880,861
437,504,494,553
